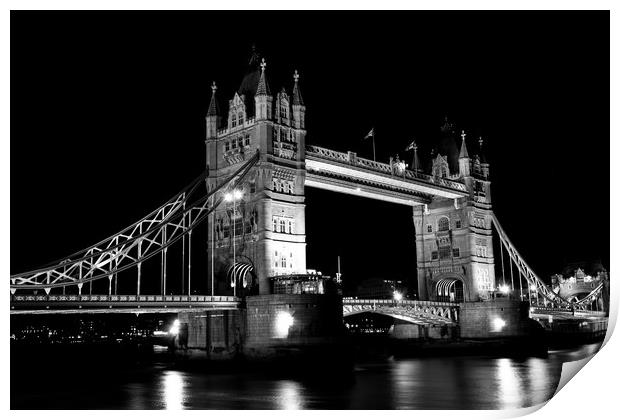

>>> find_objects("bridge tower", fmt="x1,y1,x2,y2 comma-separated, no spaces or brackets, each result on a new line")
413,120,495,302
205,50,307,295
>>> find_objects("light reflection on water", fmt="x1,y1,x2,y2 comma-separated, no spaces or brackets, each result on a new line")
161,370,186,410
11,343,602,409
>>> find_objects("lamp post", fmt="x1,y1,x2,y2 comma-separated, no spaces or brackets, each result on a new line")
224,189,243,297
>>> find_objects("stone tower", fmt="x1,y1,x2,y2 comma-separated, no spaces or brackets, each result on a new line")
413,120,495,302
205,51,307,295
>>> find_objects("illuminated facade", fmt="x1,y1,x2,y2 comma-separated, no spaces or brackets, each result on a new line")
205,50,307,294
413,121,495,302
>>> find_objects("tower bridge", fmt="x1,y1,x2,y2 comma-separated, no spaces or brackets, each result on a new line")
11,50,607,354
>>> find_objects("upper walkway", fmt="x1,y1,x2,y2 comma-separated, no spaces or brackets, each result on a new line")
304,145,467,206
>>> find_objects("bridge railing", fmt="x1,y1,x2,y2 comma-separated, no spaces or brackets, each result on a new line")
530,305,607,318
305,145,467,192
343,298,459,308
11,294,241,303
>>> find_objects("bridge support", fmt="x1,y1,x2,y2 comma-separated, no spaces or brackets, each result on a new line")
177,309,244,361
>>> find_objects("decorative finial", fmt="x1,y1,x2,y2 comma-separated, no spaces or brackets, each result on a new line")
293,70,299,83
260,58,267,72
211,81,217,94
461,130,466,142
413,141,418,152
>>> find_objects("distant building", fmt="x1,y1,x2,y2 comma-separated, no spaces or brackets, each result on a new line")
550,261,608,310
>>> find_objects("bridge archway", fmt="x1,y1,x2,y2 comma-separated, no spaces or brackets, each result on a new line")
431,273,468,303
226,256,257,294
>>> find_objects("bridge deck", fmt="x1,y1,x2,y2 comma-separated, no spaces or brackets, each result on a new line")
10,294,241,314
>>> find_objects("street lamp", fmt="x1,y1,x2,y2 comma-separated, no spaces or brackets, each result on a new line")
224,188,243,297
393,291,403,302
499,284,510,295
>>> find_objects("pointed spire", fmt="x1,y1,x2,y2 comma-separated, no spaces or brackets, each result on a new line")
207,81,218,116
256,58,270,96
292,70,304,106
459,129,469,159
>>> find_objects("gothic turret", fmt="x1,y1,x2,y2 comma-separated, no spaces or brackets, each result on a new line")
458,129,471,177
255,58,273,121
206,81,219,140
291,70,306,129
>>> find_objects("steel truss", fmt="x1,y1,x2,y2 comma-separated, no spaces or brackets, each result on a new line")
10,151,261,294
491,213,602,309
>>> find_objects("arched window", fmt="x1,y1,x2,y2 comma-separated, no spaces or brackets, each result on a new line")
438,217,450,232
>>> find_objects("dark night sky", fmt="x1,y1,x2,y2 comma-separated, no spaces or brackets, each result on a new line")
10,11,609,294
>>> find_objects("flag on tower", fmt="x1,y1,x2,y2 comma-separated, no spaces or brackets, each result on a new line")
364,128,374,139
405,139,416,151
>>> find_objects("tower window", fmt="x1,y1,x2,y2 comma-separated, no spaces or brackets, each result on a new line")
427,224,433,233
238,113,244,126
452,248,460,258
439,245,451,259
431,251,438,260
438,217,450,232
245,134,251,146
455,220,462,229
231,115,237,128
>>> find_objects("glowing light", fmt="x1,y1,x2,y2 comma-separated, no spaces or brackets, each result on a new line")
224,189,243,202
499,284,510,294
169,319,180,336
274,311,294,338
393,291,403,301
531,285,537,292
492,317,506,332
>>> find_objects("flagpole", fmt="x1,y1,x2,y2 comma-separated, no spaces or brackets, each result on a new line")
372,130,376,161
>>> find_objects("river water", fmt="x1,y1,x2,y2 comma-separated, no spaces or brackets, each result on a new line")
11,343,601,409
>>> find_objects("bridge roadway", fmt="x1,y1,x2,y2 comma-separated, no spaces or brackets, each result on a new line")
10,294,241,315
11,295,606,325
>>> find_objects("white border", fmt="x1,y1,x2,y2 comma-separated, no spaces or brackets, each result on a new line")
3,2,617,419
